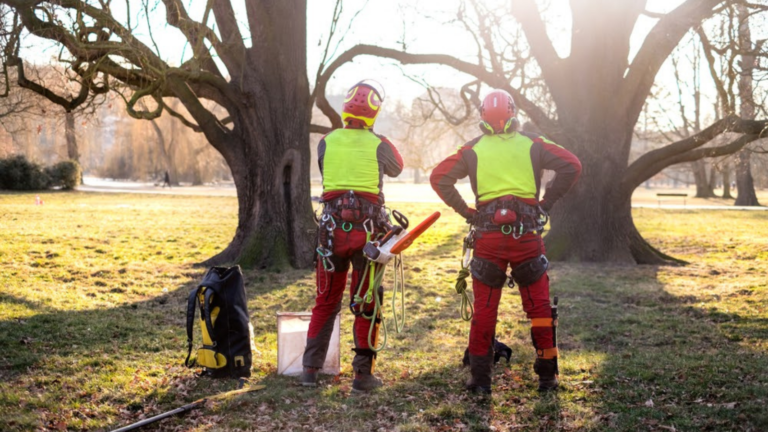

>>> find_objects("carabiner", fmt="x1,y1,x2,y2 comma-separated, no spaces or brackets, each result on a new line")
501,224,513,235
342,221,353,232
512,224,524,239
324,214,336,231
322,257,335,272
363,218,374,234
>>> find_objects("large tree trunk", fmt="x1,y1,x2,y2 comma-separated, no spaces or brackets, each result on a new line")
722,163,734,199
734,152,759,205
204,0,315,269
542,1,677,265
708,161,718,192
734,5,760,206
544,127,678,264
691,160,716,198
64,111,79,163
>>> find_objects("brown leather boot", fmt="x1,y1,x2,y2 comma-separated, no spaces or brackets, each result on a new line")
533,357,559,392
465,353,493,394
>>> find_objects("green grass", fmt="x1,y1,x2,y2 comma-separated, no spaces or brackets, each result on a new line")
1,192,767,431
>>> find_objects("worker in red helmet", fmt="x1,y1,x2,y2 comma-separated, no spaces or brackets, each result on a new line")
301,80,404,393
430,89,581,393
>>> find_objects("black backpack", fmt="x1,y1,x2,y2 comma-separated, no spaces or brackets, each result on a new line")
185,266,252,378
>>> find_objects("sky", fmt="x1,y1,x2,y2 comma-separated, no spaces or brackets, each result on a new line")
20,0,759,128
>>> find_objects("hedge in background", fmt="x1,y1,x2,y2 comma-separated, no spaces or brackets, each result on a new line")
45,160,82,190
0,156,81,191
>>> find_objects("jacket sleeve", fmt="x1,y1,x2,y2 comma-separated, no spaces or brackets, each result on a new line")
535,136,582,210
317,137,327,175
376,134,404,177
430,146,472,217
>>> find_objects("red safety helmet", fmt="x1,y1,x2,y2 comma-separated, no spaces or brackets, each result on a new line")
479,90,518,134
342,80,385,129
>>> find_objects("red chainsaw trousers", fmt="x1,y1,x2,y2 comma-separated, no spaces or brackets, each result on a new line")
306,227,378,351
469,231,554,357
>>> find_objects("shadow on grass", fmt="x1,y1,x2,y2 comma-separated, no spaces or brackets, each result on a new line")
0,266,309,431
554,263,768,431
228,363,496,431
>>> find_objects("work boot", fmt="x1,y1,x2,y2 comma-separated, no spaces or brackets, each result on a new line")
465,353,493,395
299,367,319,387
533,358,559,392
351,350,382,393
352,373,383,393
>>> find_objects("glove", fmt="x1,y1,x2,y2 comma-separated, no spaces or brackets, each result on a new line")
461,207,478,224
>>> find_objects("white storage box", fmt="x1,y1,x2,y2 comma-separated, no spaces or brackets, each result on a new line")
276,312,340,376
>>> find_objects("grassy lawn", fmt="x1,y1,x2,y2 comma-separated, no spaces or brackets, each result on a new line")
1,192,767,431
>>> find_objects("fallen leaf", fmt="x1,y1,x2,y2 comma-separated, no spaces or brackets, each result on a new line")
645,399,654,407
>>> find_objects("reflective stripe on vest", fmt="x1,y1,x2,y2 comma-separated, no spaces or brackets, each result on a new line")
323,129,382,195
474,133,537,201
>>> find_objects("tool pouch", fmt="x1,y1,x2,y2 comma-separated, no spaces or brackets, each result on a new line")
511,255,549,287
470,257,508,288
340,192,364,222
492,208,517,225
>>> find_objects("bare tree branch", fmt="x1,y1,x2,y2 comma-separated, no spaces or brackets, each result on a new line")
621,0,723,120
621,114,768,194
318,44,562,139
310,124,332,135
509,0,563,95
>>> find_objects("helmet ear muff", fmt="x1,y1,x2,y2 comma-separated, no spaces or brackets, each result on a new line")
479,121,495,135
503,117,519,134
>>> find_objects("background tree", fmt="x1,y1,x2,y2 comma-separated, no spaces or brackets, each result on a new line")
0,0,369,268
393,87,479,183
321,0,768,263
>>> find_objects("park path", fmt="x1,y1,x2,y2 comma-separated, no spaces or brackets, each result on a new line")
78,177,768,210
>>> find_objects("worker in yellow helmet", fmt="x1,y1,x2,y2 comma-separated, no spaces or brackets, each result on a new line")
301,80,404,393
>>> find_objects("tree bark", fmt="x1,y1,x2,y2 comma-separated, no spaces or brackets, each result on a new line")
543,123,681,264
734,5,761,206
691,160,716,198
708,162,718,193
722,163,734,199
64,111,79,163
202,0,315,269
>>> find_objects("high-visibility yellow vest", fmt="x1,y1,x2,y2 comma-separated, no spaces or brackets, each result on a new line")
322,129,382,195
473,133,538,201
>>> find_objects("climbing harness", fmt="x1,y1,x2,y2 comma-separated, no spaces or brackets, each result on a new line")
452,198,549,320
473,197,548,237
316,189,440,353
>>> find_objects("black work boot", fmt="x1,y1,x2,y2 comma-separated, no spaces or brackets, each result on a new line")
465,353,493,395
533,357,559,392
351,351,382,393
299,367,319,387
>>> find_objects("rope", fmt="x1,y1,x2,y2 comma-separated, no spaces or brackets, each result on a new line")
455,243,474,321
391,254,405,333
349,220,409,353
366,263,388,352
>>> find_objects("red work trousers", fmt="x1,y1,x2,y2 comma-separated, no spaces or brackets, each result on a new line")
303,227,379,373
469,231,555,358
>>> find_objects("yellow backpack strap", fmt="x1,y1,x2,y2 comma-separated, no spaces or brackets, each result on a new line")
202,287,219,366
185,286,202,367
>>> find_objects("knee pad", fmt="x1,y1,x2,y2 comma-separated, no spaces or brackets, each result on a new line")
512,255,549,287
470,257,508,288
